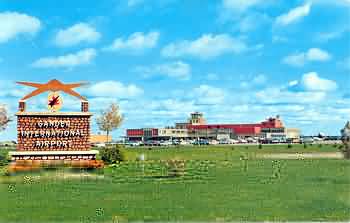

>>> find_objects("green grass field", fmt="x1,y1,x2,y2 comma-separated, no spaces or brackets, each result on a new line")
0,144,349,222
123,143,341,161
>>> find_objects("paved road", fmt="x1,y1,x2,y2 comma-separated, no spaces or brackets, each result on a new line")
258,152,344,159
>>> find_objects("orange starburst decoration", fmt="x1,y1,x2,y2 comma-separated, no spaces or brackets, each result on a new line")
16,79,88,101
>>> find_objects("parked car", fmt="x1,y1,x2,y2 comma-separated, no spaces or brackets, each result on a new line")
270,139,286,144
209,140,219,145
144,140,161,146
247,138,258,143
302,137,314,144
230,139,240,144
172,139,180,146
218,139,238,144
193,139,209,145
160,140,172,146
239,139,248,143
179,140,190,145
127,141,142,147
219,139,230,144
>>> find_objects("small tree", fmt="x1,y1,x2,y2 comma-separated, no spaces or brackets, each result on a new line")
0,105,10,168
341,121,350,159
96,103,123,143
0,105,10,131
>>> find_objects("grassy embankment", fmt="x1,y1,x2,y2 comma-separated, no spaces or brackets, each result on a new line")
0,144,349,222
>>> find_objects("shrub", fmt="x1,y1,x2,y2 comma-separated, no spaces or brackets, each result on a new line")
272,160,283,179
337,144,350,159
287,144,293,149
0,152,8,166
303,143,308,149
166,159,185,177
100,145,126,164
258,144,262,149
240,155,248,172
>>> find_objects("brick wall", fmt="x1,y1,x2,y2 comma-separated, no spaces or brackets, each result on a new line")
17,112,92,151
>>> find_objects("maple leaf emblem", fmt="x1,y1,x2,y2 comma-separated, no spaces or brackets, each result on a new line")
48,95,60,108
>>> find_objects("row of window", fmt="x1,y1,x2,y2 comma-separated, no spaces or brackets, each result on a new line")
160,130,187,134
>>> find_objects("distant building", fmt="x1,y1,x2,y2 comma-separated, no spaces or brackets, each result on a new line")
188,112,207,125
285,128,301,141
126,128,157,141
158,128,188,139
125,112,300,141
187,115,284,139
90,134,112,144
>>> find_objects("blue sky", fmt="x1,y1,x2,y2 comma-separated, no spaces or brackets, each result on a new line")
0,0,349,140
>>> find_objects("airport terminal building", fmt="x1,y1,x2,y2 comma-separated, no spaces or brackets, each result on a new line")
126,112,300,142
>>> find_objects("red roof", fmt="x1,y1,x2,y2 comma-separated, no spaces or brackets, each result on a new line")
188,124,261,135
126,129,144,136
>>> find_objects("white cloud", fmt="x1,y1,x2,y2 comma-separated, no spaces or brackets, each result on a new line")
306,48,331,61
87,81,143,98
192,85,225,104
135,61,191,80
127,0,144,7
282,53,306,67
256,87,326,104
219,0,272,32
32,48,96,68
315,29,348,42
104,31,159,53
238,12,271,32
256,72,337,106
282,48,331,67
54,23,100,47
301,72,337,92
161,34,247,59
240,74,267,89
289,80,299,87
0,81,29,98
275,3,311,26
148,99,196,115
222,0,263,12
0,12,41,43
